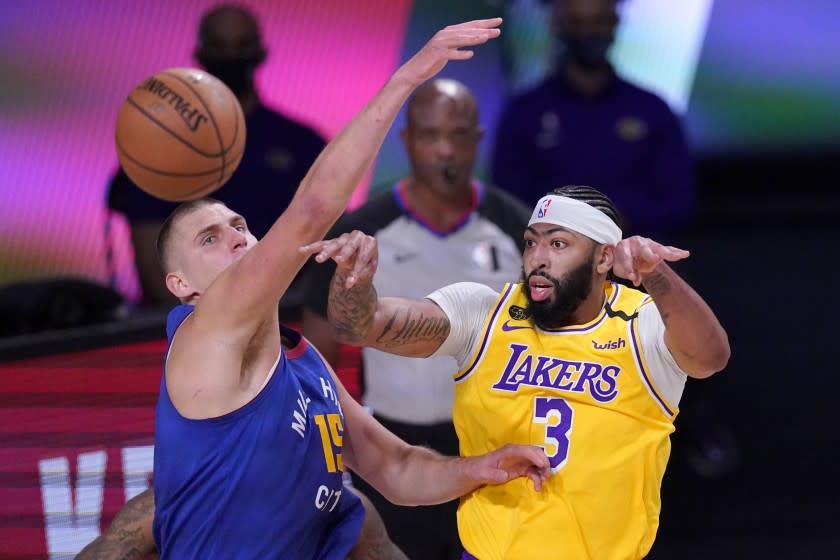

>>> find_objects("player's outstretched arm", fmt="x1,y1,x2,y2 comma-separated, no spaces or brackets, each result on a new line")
361,440,550,507
75,489,157,560
302,231,451,357
203,18,503,327
612,236,730,378
331,371,550,507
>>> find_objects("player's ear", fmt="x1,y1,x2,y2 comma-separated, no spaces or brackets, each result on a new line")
166,272,192,299
596,244,614,274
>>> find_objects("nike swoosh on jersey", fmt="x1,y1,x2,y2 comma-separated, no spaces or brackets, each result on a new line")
501,320,530,332
394,253,419,263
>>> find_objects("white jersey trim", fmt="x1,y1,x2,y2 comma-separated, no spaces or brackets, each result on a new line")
634,299,688,410
427,282,500,370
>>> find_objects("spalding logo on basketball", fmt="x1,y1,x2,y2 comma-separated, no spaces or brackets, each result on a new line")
115,67,246,202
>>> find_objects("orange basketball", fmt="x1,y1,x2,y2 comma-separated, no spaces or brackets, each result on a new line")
115,67,246,201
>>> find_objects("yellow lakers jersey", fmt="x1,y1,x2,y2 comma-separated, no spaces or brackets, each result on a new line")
454,281,677,560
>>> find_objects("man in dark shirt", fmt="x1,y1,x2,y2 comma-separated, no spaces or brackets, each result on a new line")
492,0,695,236
107,4,325,306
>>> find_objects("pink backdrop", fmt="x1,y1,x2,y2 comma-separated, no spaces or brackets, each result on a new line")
0,0,412,302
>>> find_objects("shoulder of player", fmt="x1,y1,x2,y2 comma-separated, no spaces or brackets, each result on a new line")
163,312,265,416
169,299,257,364
430,281,501,314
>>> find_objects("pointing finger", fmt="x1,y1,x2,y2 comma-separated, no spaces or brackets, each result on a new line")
299,241,325,255
664,246,690,259
622,242,638,285
528,468,543,492
448,17,503,30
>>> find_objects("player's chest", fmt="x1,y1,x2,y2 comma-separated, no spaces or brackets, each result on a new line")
468,324,643,409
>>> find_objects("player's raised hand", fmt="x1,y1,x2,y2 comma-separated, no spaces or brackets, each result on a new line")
395,18,502,86
612,236,690,286
300,230,379,288
462,444,551,492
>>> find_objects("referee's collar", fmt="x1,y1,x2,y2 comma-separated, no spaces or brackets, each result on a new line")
392,178,484,238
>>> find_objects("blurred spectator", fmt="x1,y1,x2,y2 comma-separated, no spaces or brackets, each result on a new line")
492,0,695,237
303,79,530,560
107,4,325,307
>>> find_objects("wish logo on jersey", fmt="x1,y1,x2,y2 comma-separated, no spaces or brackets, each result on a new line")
491,343,620,403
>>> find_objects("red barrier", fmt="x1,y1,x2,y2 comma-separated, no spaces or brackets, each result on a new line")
0,337,362,559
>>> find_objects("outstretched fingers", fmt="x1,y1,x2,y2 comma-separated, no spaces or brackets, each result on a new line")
661,245,690,261
299,240,329,261
613,240,639,285
452,33,498,59
487,444,551,490
306,240,346,265
526,465,549,492
344,234,378,288
333,233,363,265
299,231,378,288
447,17,503,30
639,239,690,266
612,236,691,285
401,17,502,83
438,25,501,54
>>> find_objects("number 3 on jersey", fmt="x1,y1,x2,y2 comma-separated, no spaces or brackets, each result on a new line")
533,397,573,471
314,413,343,472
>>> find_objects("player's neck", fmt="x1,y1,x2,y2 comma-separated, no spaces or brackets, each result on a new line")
403,177,475,231
567,281,609,325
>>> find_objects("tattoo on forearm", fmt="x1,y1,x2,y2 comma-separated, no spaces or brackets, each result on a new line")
329,269,377,343
327,270,449,348
375,308,449,347
642,268,676,327
76,531,147,560
75,489,156,560
642,270,672,297
116,527,142,540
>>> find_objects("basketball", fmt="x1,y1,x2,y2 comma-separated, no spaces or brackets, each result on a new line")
115,67,246,201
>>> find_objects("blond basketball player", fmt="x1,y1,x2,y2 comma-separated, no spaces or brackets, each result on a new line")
303,184,730,560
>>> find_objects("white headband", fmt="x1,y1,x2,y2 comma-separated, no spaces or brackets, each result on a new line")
528,195,622,244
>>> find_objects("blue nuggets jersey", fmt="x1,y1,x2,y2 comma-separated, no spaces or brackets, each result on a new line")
153,305,364,559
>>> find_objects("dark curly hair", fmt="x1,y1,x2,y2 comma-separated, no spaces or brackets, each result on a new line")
548,185,625,232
